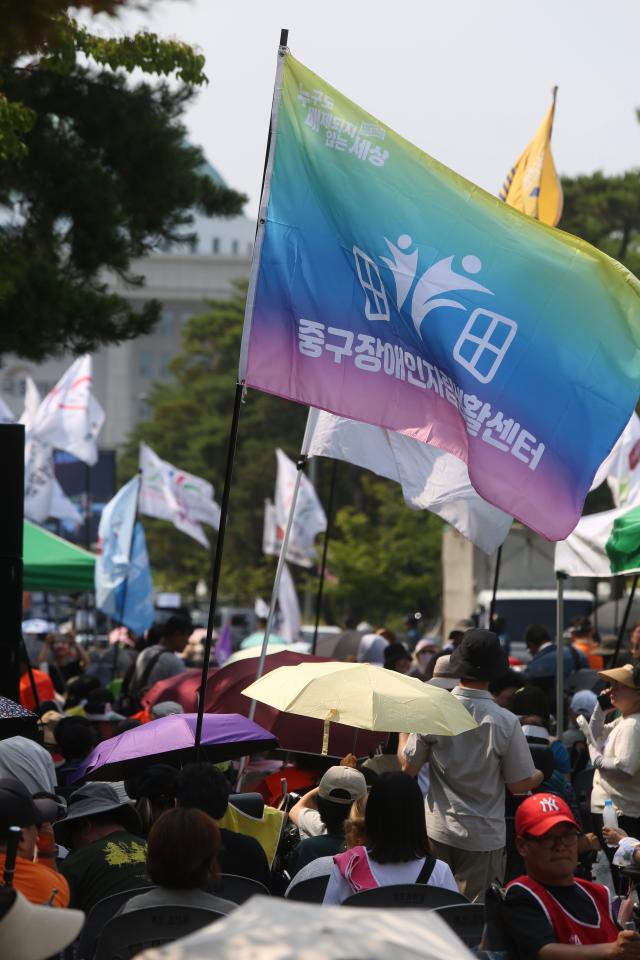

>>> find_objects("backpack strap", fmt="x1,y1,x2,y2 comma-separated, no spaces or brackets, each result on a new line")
129,649,169,697
416,855,437,884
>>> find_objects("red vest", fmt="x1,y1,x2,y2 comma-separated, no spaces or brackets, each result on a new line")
506,876,619,946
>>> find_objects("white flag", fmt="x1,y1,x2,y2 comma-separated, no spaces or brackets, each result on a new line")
591,413,640,509
263,499,320,568
20,376,41,432
554,506,633,578
31,356,105,465
0,397,15,423
304,409,512,555
139,442,219,548
277,562,301,643
95,476,140,613
273,448,327,566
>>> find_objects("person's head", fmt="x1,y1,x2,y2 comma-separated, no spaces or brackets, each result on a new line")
174,762,230,820
489,669,523,710
569,690,598,722
161,616,193,654
344,792,368,849
571,617,593,641
448,619,473,649
0,779,59,860
316,766,367,835
377,628,397,644
364,771,429,864
413,639,437,672
630,624,640,659
427,654,459,691
598,663,640,717
125,764,178,835
146,807,220,888
50,636,72,661
524,624,551,655
64,674,100,709
54,782,141,850
54,717,96,761
449,629,508,687
515,793,580,885
512,685,550,725
0,888,84,960
383,643,412,674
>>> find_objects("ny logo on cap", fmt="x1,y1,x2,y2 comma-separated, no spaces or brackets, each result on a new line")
539,796,560,813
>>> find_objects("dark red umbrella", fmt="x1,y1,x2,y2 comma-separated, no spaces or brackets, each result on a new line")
142,668,212,712
202,652,386,758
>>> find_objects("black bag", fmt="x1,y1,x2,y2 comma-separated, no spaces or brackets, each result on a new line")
117,649,168,716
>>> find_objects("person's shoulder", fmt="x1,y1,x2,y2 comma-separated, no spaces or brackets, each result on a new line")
505,879,546,908
220,827,264,853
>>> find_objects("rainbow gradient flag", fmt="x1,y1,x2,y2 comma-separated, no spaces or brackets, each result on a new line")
240,51,640,540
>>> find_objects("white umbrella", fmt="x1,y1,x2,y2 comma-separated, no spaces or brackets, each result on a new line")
134,895,474,960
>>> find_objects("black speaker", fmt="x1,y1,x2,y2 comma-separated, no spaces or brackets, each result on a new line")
0,424,24,701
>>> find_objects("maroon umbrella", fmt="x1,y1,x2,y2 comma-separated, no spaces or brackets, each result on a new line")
142,668,210,712
202,652,386,758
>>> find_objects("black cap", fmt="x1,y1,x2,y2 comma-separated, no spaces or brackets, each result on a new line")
449,629,508,682
383,643,411,669
0,779,59,836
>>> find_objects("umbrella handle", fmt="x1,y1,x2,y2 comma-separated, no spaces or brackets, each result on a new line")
322,709,337,756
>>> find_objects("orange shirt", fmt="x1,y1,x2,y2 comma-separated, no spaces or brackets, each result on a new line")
573,641,604,671
0,854,70,908
19,669,56,712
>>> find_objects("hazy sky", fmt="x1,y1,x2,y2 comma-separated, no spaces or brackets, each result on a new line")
101,0,640,217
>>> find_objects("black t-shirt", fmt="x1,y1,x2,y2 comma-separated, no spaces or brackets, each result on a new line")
500,882,602,960
60,830,150,913
214,828,270,889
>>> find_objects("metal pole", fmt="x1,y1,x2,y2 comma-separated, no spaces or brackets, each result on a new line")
303,456,319,622
312,459,337,655
194,382,244,755
248,456,306,721
611,574,639,667
489,545,503,626
556,573,566,737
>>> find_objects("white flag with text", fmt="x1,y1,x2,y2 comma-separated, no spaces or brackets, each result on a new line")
31,356,105,465
273,448,327,566
139,442,219,548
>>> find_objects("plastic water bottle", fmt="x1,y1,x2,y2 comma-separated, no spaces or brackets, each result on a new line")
603,799,619,845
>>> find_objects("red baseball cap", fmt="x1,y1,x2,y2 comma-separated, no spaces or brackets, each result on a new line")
515,794,579,838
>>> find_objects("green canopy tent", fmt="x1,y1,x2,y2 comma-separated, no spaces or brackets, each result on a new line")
23,521,95,592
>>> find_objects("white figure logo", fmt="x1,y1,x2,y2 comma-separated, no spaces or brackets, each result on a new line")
539,796,560,813
353,235,517,385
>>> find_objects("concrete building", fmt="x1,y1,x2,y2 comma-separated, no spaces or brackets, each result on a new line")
1,162,253,450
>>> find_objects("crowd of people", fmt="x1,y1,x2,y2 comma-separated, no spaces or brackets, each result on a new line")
2,612,640,960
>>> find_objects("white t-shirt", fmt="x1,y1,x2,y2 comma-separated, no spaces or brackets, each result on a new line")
323,850,458,905
591,713,640,817
296,807,326,839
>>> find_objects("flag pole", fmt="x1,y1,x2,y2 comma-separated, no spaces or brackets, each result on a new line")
488,544,502,626
611,573,639,667
195,27,289,754
311,459,337,655
113,471,142,681
555,572,566,737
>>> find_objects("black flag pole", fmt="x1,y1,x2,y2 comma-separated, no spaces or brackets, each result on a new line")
311,460,337,655
194,28,289,755
488,544,503,625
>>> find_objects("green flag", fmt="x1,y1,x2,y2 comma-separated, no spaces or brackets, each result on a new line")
605,506,640,574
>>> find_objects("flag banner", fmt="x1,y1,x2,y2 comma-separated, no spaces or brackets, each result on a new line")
274,448,327,564
305,408,511,555
554,505,635,578
112,521,154,635
591,413,640,509
32,356,105,466
95,475,139,614
216,621,233,666
240,52,640,541
139,442,220,549
24,437,55,523
263,498,318,568
0,398,15,423
499,99,563,226
606,507,640,575
277,562,301,643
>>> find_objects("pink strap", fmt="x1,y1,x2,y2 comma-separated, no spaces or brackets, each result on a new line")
334,846,378,893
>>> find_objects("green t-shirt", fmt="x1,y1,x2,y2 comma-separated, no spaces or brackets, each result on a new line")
289,833,344,876
60,830,149,912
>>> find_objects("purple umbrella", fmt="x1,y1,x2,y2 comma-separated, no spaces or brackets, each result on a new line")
71,713,278,783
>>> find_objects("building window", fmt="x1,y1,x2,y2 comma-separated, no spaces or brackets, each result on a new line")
159,353,172,378
231,239,239,255
138,352,153,378
188,237,199,254
159,310,174,336
212,237,220,254
137,398,151,419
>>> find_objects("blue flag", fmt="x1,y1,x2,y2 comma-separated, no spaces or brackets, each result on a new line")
114,522,154,636
95,476,139,616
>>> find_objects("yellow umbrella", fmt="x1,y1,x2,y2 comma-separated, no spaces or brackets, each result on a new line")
243,661,476,754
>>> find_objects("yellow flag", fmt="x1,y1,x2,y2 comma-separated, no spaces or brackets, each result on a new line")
499,96,563,227
219,801,284,867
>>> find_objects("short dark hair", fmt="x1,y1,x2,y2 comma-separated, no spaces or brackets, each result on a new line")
489,669,523,697
146,808,220,888
175,762,229,820
365,772,429,864
55,717,96,760
524,625,550,650
572,617,592,637
512,685,550,721
164,616,193,638
64,674,100,708
316,796,348,835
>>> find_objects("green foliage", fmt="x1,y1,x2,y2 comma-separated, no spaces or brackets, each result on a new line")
0,5,245,359
124,283,442,625
560,169,640,277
